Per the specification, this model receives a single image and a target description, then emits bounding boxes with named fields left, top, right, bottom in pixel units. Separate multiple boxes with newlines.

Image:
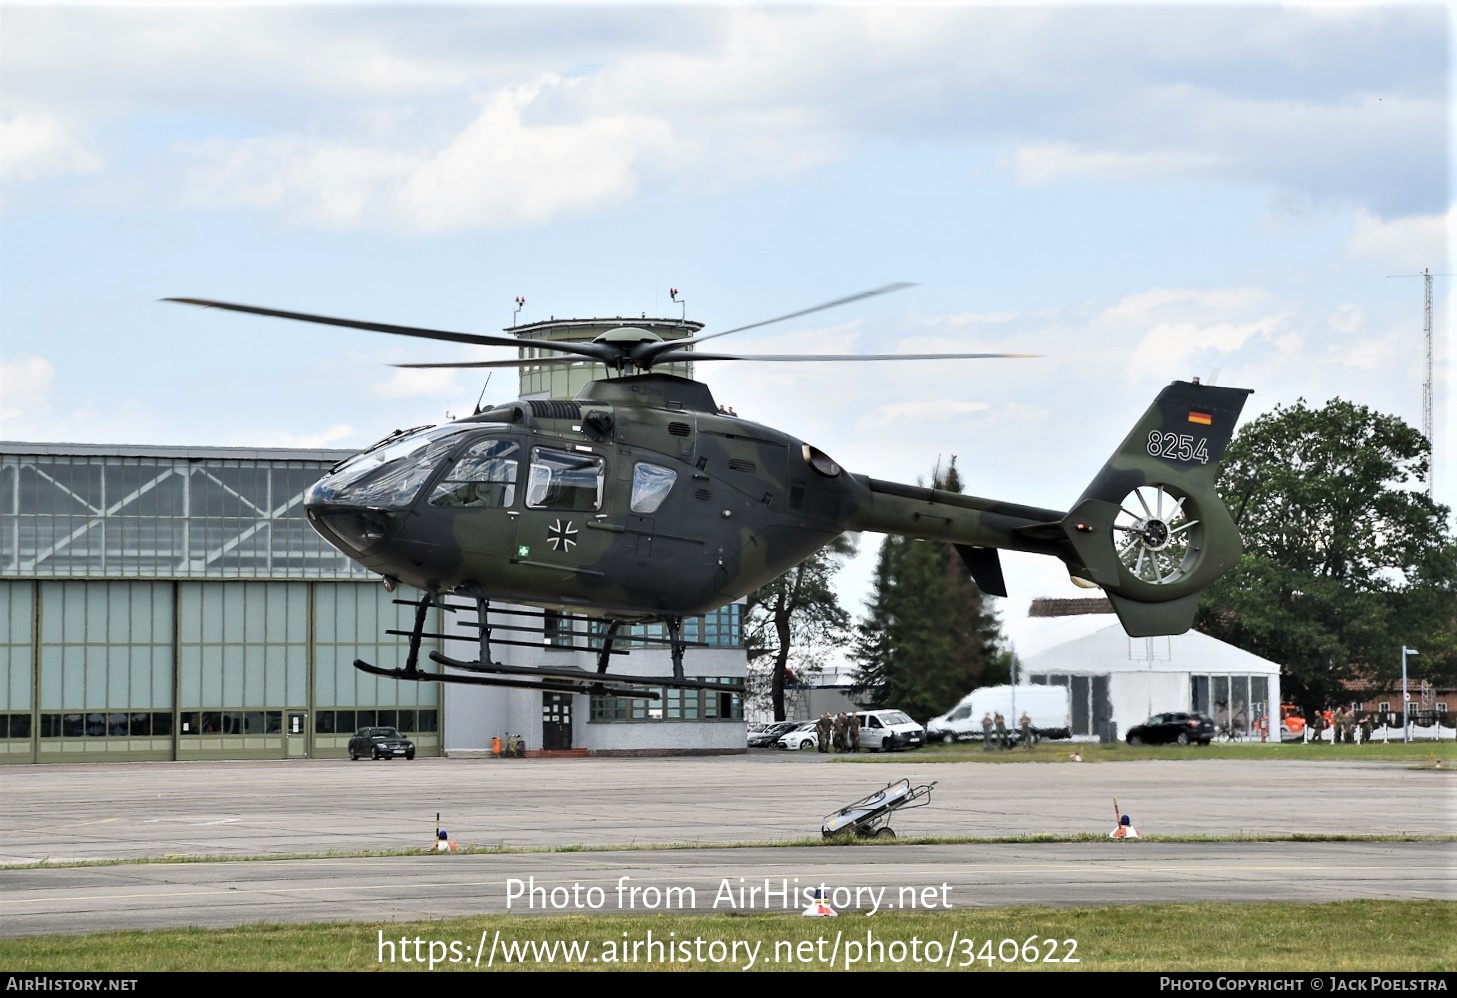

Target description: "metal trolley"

left=822, top=778, right=937, bottom=839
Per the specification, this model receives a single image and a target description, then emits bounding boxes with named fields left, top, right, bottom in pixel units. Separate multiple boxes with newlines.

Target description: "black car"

left=1126, top=712, right=1215, bottom=747
left=748, top=720, right=801, bottom=748
left=348, top=726, right=416, bottom=760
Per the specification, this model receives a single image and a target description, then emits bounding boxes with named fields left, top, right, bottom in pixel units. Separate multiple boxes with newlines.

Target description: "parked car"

left=855, top=709, right=925, bottom=752
left=349, top=726, right=416, bottom=760
left=776, top=721, right=820, bottom=751
left=748, top=720, right=801, bottom=748
left=1125, top=712, right=1214, bottom=747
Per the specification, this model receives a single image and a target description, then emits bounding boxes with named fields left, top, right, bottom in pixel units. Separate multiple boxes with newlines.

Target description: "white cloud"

left=179, top=75, right=690, bottom=231
left=1345, top=208, right=1454, bottom=272
left=1127, top=315, right=1289, bottom=383
left=370, top=366, right=464, bottom=401
left=0, top=356, right=56, bottom=421
left=396, top=77, right=689, bottom=231
left=179, top=135, right=416, bottom=227
left=1325, top=328, right=1411, bottom=373
left=1328, top=304, right=1363, bottom=335
left=1014, top=143, right=1224, bottom=186
left=1084, top=288, right=1291, bottom=384
left=0, top=112, right=102, bottom=182
left=918, top=310, right=1023, bottom=328
left=13, top=6, right=1444, bottom=228
left=235, top=422, right=357, bottom=450
left=861, top=399, right=990, bottom=424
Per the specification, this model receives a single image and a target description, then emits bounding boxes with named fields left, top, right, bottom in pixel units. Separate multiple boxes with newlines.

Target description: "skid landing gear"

left=351, top=593, right=744, bottom=700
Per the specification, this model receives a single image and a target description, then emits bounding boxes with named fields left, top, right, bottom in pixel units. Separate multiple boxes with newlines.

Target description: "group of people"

left=1309, top=706, right=1370, bottom=744
left=980, top=710, right=1035, bottom=750
left=815, top=711, right=860, bottom=753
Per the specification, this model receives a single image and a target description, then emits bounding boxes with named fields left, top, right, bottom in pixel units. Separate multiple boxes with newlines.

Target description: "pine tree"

left=851, top=457, right=1009, bottom=721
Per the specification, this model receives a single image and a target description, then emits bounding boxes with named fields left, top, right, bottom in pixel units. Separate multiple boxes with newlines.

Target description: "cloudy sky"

left=1, top=1, right=1450, bottom=652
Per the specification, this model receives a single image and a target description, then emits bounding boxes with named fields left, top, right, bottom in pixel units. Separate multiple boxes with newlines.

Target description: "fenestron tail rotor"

left=1112, top=484, right=1201, bottom=586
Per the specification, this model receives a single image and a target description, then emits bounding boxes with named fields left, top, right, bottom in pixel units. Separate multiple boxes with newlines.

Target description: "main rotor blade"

left=636, top=282, right=915, bottom=365
left=649, top=350, right=1040, bottom=365
left=393, top=356, right=593, bottom=370
left=163, top=297, right=613, bottom=363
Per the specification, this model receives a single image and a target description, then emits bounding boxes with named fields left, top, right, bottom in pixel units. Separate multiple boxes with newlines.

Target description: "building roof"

left=1012, top=605, right=1283, bottom=675
left=1, top=440, right=358, bottom=462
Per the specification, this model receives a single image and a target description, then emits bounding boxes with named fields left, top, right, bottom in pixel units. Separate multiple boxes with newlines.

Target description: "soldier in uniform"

left=1019, top=711, right=1034, bottom=749
left=832, top=712, right=847, bottom=753
left=994, top=711, right=1008, bottom=750
left=848, top=712, right=861, bottom=753
left=982, top=711, right=995, bottom=752
left=815, top=712, right=831, bottom=753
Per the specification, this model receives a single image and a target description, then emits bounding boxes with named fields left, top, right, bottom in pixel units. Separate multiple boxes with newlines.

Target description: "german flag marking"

left=1188, top=410, right=1213, bottom=425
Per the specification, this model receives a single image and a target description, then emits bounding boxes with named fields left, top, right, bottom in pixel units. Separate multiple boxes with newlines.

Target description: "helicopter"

left=166, top=287, right=1252, bottom=701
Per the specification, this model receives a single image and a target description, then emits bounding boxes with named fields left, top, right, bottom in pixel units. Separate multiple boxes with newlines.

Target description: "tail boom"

left=843, top=380, right=1252, bottom=636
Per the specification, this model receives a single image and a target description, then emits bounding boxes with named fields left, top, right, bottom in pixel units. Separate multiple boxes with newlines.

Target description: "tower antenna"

left=1387, top=268, right=1450, bottom=498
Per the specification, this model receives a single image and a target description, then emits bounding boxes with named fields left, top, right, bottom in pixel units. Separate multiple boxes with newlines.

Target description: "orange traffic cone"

left=802, top=887, right=838, bottom=917
left=1109, top=813, right=1140, bottom=839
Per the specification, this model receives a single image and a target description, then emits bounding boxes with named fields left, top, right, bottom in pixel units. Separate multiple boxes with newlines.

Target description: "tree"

left=851, top=458, right=1009, bottom=721
left=743, top=535, right=856, bottom=721
left=1195, top=399, right=1456, bottom=716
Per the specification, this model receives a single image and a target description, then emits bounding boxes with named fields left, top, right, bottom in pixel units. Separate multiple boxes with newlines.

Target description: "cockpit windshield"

left=312, top=424, right=474, bottom=507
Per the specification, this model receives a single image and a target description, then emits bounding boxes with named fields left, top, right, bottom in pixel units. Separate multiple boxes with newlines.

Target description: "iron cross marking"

left=547, top=519, right=578, bottom=552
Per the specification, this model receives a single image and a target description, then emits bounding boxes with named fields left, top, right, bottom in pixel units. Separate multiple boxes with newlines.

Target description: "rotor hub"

left=1135, top=517, right=1172, bottom=551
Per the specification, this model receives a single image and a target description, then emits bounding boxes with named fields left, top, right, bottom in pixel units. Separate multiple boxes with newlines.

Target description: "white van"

left=853, top=709, right=925, bottom=752
left=925, top=685, right=1071, bottom=745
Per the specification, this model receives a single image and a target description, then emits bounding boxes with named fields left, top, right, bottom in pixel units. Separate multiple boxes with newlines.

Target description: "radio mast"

left=1389, top=268, right=1445, bottom=498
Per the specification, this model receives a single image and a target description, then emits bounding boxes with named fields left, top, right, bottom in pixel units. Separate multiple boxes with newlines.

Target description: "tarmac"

left=2, top=753, right=1453, bottom=936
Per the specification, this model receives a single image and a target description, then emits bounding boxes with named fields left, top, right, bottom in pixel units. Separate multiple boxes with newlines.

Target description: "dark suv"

left=1125, top=712, right=1214, bottom=747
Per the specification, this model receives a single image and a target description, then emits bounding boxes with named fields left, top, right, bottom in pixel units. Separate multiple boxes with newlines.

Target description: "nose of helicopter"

left=306, top=503, right=395, bottom=558
left=304, top=479, right=397, bottom=559
left=299, top=423, right=467, bottom=561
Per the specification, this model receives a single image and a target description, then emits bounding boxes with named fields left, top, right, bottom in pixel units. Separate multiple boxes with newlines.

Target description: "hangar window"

left=589, top=678, right=742, bottom=723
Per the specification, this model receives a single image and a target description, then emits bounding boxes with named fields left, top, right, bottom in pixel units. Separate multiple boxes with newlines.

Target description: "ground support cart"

left=822, top=778, right=936, bottom=839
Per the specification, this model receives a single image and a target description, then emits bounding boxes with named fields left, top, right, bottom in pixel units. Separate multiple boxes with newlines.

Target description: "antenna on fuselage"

left=473, top=372, right=493, bottom=416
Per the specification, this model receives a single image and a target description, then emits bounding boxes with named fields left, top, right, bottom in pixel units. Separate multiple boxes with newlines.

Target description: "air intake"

left=529, top=400, right=584, bottom=420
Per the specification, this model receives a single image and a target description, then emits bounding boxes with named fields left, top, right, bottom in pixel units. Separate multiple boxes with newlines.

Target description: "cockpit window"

left=526, top=448, right=604, bottom=511
left=630, top=462, right=675, bottom=513
left=430, top=438, right=519, bottom=508
left=321, top=425, right=471, bottom=507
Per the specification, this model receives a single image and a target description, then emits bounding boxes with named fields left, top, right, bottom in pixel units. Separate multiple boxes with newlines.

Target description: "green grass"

left=3, top=901, right=1452, bottom=971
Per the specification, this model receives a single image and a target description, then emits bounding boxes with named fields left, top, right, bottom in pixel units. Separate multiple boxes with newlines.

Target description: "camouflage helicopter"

left=167, top=287, right=1252, bottom=700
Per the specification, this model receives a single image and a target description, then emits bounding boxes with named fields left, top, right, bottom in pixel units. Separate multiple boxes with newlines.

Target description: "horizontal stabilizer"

left=954, top=544, right=1007, bottom=597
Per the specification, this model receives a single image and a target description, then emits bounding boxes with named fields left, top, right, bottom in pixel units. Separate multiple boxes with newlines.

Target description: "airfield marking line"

left=0, top=880, right=509, bottom=906
left=12, top=817, right=121, bottom=833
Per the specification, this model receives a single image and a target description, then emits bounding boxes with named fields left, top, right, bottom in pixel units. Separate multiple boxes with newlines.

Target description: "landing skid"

left=350, top=593, right=746, bottom=700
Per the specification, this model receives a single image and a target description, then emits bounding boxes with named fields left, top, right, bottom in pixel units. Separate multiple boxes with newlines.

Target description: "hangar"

left=0, top=441, right=444, bottom=764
